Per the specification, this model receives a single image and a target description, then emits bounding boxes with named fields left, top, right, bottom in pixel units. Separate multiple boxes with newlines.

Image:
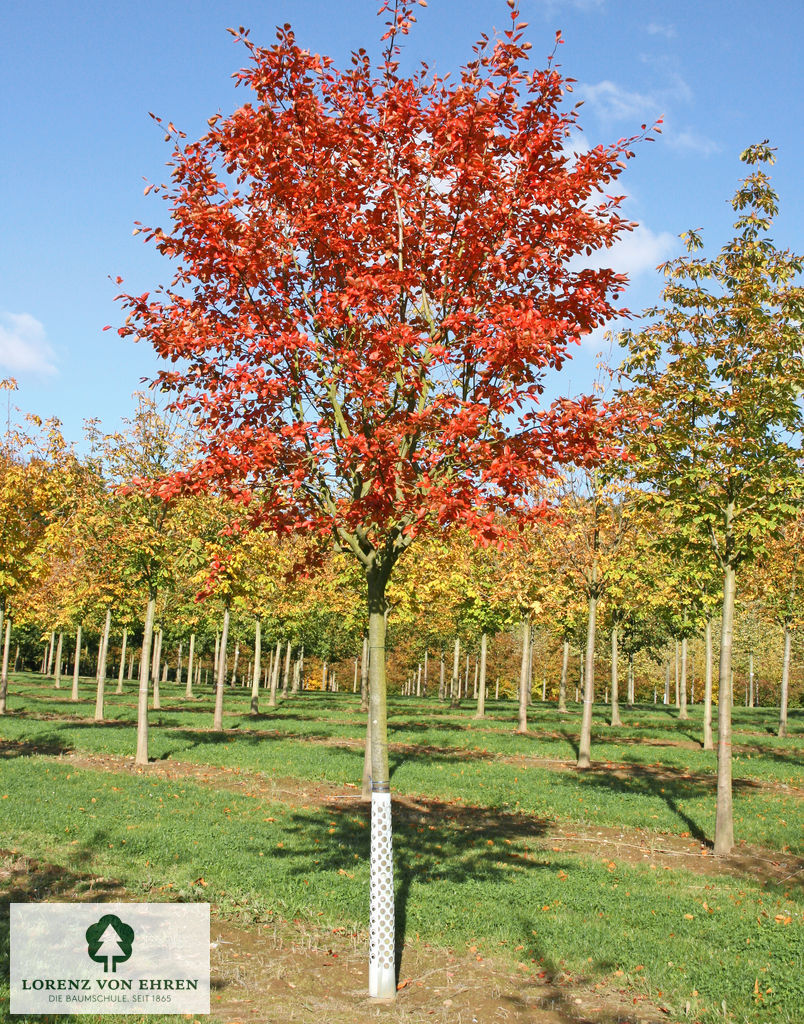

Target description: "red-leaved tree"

left=118, top=0, right=651, bottom=998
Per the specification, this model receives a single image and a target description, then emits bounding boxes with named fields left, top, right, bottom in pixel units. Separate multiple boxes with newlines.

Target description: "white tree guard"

left=369, top=790, right=396, bottom=998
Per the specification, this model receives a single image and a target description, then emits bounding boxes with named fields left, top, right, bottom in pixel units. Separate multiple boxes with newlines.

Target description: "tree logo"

left=85, top=915, right=134, bottom=973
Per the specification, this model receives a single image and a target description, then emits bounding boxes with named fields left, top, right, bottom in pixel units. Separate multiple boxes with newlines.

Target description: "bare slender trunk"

left=45, top=630, right=55, bottom=675
left=361, top=710, right=372, bottom=801
left=439, top=650, right=445, bottom=700
left=366, top=568, right=395, bottom=1000
left=151, top=628, right=162, bottom=710
left=94, top=608, right=112, bottom=721
left=176, top=641, right=183, bottom=688
left=778, top=619, right=791, bottom=738
left=610, top=621, right=622, bottom=727
left=250, top=619, right=262, bottom=714
left=292, top=646, right=302, bottom=694
left=577, top=585, right=598, bottom=769
left=185, top=633, right=195, bottom=698
left=135, top=595, right=156, bottom=765
left=281, top=641, right=291, bottom=697
left=475, top=632, right=487, bottom=719
left=213, top=607, right=230, bottom=731
left=748, top=650, right=754, bottom=708
left=269, top=640, right=281, bottom=707
left=450, top=637, right=460, bottom=704
left=0, top=619, right=11, bottom=714
left=423, top=650, right=428, bottom=694
left=679, top=635, right=689, bottom=720
left=230, top=641, right=240, bottom=686
left=516, top=615, right=530, bottom=734
left=54, top=631, right=64, bottom=689
left=558, top=639, right=569, bottom=713
left=360, top=634, right=369, bottom=711
left=116, top=627, right=127, bottom=694
left=703, top=618, right=714, bottom=750
left=71, top=625, right=82, bottom=702
left=714, top=558, right=737, bottom=857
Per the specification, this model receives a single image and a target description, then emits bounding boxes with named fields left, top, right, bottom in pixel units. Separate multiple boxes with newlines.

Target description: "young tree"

left=620, top=143, right=804, bottom=856
left=118, top=2, right=651, bottom=997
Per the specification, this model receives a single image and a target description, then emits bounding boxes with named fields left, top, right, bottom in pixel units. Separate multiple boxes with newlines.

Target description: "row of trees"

left=2, top=3, right=802, bottom=998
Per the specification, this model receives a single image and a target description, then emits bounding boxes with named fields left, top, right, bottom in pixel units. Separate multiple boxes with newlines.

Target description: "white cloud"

left=0, top=313, right=58, bottom=376
left=603, top=223, right=677, bottom=277
left=571, top=223, right=677, bottom=283
left=646, top=21, right=676, bottom=39
left=576, top=80, right=659, bottom=122
left=665, top=128, right=720, bottom=157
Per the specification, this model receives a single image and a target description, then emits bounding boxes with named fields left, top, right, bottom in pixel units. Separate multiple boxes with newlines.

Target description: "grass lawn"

left=1, top=673, right=802, bottom=1024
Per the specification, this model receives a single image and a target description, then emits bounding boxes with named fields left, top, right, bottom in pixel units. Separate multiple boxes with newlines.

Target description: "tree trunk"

left=366, top=568, right=395, bottom=1000
left=251, top=619, right=262, bottom=714
left=185, top=633, right=195, bottom=698
left=714, top=560, right=737, bottom=857
left=679, top=635, right=689, bottom=720
left=558, top=639, right=569, bottom=712
left=213, top=607, right=230, bottom=731
left=703, top=618, right=714, bottom=749
left=778, top=619, right=791, bottom=738
left=423, top=650, right=428, bottom=695
left=475, top=632, right=487, bottom=719
left=627, top=654, right=634, bottom=705
left=748, top=650, right=754, bottom=708
left=439, top=650, right=445, bottom=700
left=281, top=641, right=292, bottom=697
left=663, top=660, right=670, bottom=704
left=361, top=710, right=372, bottom=802
left=45, top=630, right=55, bottom=675
left=450, top=637, right=460, bottom=704
left=230, top=641, right=240, bottom=686
left=610, top=621, right=622, bottom=727
left=135, top=595, right=156, bottom=765
left=0, top=619, right=11, bottom=714
left=292, top=646, right=303, bottom=694
left=176, top=641, right=183, bottom=688
left=674, top=640, right=680, bottom=707
left=71, top=625, right=82, bottom=702
left=116, top=627, right=127, bottom=694
left=269, top=640, right=281, bottom=707
left=94, top=608, right=112, bottom=722
left=516, top=615, right=530, bottom=734
left=54, top=631, right=64, bottom=689
left=151, top=628, right=162, bottom=710
left=577, top=586, right=598, bottom=769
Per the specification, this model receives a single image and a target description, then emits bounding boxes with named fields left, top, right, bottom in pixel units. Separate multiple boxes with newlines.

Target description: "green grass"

left=2, top=675, right=801, bottom=853
left=2, top=674, right=803, bottom=1024
left=1, top=757, right=801, bottom=1024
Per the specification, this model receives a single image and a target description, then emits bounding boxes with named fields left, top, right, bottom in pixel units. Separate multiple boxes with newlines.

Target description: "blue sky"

left=1, top=0, right=802, bottom=446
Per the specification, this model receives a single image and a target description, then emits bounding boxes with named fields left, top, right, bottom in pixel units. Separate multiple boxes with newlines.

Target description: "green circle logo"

left=85, top=915, right=135, bottom=973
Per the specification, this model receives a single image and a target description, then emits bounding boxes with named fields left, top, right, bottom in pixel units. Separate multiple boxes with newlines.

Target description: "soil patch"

left=49, top=750, right=804, bottom=888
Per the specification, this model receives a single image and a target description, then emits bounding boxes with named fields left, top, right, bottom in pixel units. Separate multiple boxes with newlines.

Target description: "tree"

left=620, top=143, right=804, bottom=855
left=118, top=2, right=651, bottom=997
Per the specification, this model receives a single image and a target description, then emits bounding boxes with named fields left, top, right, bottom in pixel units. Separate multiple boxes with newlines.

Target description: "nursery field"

left=1, top=673, right=802, bottom=1024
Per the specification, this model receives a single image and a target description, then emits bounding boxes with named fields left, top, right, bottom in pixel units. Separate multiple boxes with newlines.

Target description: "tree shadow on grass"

left=0, top=734, right=73, bottom=759
left=266, top=791, right=557, bottom=985
left=567, top=761, right=765, bottom=848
